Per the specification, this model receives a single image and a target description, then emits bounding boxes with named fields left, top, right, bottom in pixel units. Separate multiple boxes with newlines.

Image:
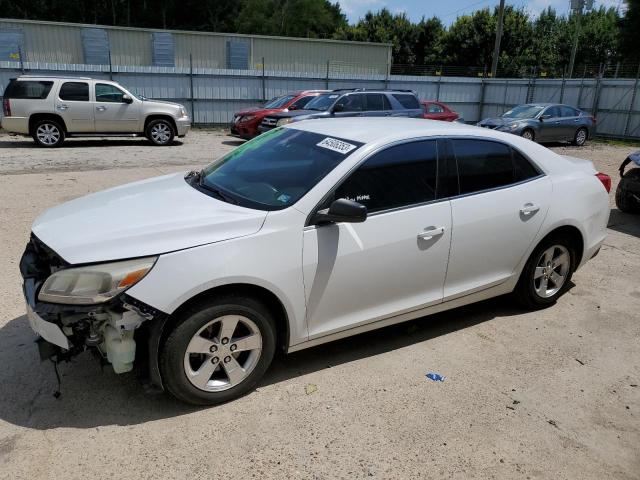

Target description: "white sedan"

left=20, top=118, right=610, bottom=405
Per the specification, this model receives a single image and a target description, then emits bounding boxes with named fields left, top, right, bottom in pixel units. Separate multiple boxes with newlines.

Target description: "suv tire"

left=146, top=119, right=175, bottom=146
left=615, top=168, right=640, bottom=214
left=160, top=295, right=277, bottom=405
left=513, top=234, right=576, bottom=309
left=32, top=119, right=65, bottom=148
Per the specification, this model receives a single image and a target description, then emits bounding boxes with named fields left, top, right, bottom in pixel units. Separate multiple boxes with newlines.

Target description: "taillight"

left=591, top=116, right=597, bottom=124
left=595, top=172, right=611, bottom=193
left=2, top=98, right=10, bottom=116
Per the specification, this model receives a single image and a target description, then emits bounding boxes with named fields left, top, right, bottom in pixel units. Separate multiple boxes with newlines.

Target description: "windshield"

left=304, top=93, right=341, bottom=111
left=502, top=105, right=544, bottom=119
left=264, top=95, right=295, bottom=109
left=197, top=128, right=363, bottom=210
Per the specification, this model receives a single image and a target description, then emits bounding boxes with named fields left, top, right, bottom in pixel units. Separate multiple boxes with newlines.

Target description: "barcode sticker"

left=316, top=137, right=357, bottom=154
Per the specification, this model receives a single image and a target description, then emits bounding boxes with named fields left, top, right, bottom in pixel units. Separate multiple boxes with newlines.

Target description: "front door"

left=538, top=105, right=564, bottom=141
left=94, top=83, right=140, bottom=132
left=444, top=138, right=552, bottom=298
left=302, top=139, right=452, bottom=339
left=56, top=81, right=94, bottom=132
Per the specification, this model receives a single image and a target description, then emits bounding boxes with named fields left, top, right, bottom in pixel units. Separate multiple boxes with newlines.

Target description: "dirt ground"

left=0, top=129, right=638, bottom=480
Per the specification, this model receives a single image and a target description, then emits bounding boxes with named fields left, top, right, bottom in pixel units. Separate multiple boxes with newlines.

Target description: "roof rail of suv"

left=330, top=88, right=416, bottom=93
left=18, top=75, right=94, bottom=80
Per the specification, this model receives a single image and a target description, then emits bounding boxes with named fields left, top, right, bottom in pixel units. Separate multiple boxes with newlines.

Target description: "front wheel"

left=521, top=129, right=535, bottom=142
left=146, top=119, right=175, bottom=146
left=572, top=127, right=588, bottom=146
left=514, top=236, right=576, bottom=309
left=32, top=119, right=65, bottom=147
left=160, top=295, right=276, bottom=405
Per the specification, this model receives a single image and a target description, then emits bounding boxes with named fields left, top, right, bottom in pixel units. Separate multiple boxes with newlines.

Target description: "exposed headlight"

left=38, top=257, right=157, bottom=305
left=508, top=123, right=521, bottom=130
left=276, top=118, right=293, bottom=127
left=180, top=107, right=188, bottom=118
left=241, top=115, right=256, bottom=123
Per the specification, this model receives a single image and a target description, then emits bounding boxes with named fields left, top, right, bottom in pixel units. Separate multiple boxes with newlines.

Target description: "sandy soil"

left=0, top=130, right=638, bottom=479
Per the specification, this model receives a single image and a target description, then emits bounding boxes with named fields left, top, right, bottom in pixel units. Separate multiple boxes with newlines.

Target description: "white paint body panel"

left=30, top=118, right=610, bottom=351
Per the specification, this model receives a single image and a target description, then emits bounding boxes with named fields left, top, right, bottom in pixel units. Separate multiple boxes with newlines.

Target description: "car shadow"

left=222, top=139, right=245, bottom=147
left=608, top=208, right=640, bottom=239
left=0, top=138, right=184, bottom=148
left=0, top=296, right=524, bottom=430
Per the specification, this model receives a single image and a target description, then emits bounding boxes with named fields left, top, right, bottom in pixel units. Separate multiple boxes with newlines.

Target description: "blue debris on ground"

left=426, top=373, right=446, bottom=382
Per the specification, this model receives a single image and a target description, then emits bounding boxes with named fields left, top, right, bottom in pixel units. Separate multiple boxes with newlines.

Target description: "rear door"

left=94, top=83, right=140, bottom=132
left=444, top=138, right=551, bottom=298
left=57, top=81, right=94, bottom=132
left=391, top=93, right=423, bottom=118
left=363, top=93, right=386, bottom=117
left=558, top=106, right=581, bottom=141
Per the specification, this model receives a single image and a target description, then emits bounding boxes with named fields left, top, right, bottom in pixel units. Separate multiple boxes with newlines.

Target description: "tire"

left=160, top=294, right=277, bottom=405
left=145, top=119, right=175, bottom=146
left=513, top=234, right=576, bottom=309
left=615, top=169, right=640, bottom=214
left=572, top=127, right=588, bottom=146
left=32, top=119, right=65, bottom=148
left=521, top=129, right=535, bottom=142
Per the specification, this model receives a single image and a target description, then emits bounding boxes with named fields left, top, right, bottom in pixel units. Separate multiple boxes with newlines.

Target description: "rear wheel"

left=32, top=119, right=65, bottom=148
left=160, top=295, right=276, bottom=405
left=146, top=119, right=175, bottom=146
left=521, top=129, right=535, bottom=142
left=514, top=235, right=576, bottom=309
left=615, top=169, right=640, bottom=214
left=572, top=127, right=588, bottom=146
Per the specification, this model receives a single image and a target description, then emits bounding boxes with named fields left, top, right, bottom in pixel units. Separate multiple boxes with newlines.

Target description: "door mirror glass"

left=122, top=94, right=133, bottom=104
left=332, top=102, right=345, bottom=113
left=540, top=114, right=552, bottom=121
left=312, top=198, right=367, bottom=225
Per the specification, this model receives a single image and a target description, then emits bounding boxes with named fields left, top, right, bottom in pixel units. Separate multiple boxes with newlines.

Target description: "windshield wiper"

left=197, top=174, right=238, bottom=205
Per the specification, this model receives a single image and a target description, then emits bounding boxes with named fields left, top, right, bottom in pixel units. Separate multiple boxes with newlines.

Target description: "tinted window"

left=4, top=80, right=53, bottom=99
left=95, top=83, right=125, bottom=103
left=341, top=94, right=364, bottom=112
left=335, top=140, right=438, bottom=213
left=383, top=95, right=392, bottom=110
left=392, top=93, right=420, bottom=109
left=290, top=96, right=313, bottom=109
left=513, top=150, right=540, bottom=181
left=199, top=129, right=362, bottom=211
left=427, top=103, right=444, bottom=113
left=59, top=82, right=89, bottom=101
left=453, top=139, right=514, bottom=194
left=263, top=95, right=295, bottom=109
left=364, top=93, right=384, bottom=111
left=560, top=106, right=578, bottom=117
left=544, top=106, right=561, bottom=118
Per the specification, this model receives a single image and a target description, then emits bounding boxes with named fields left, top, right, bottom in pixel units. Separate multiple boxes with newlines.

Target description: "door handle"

left=96, top=106, right=107, bottom=111
left=520, top=203, right=540, bottom=215
left=56, top=104, right=68, bottom=111
left=417, top=226, right=445, bottom=240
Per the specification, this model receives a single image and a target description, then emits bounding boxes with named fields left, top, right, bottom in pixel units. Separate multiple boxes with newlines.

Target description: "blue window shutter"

left=226, top=40, right=249, bottom=69
left=0, top=29, right=24, bottom=61
left=82, top=28, right=110, bottom=65
left=152, top=32, right=175, bottom=67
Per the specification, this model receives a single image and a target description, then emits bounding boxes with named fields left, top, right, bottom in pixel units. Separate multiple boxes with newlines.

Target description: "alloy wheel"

left=183, top=315, right=263, bottom=392
left=36, top=123, right=61, bottom=145
left=522, top=130, right=534, bottom=141
left=533, top=245, right=570, bottom=298
left=575, top=129, right=587, bottom=146
left=150, top=123, right=171, bottom=144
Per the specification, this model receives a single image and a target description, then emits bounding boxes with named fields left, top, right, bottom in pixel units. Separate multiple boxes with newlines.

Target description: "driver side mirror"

left=540, top=114, right=551, bottom=121
left=312, top=198, right=367, bottom=225
left=332, top=103, right=345, bottom=113
left=122, top=94, right=133, bottom=104
left=288, top=104, right=297, bottom=111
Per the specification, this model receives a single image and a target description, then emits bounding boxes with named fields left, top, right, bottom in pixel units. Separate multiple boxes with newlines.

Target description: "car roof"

left=17, top=75, right=94, bottom=80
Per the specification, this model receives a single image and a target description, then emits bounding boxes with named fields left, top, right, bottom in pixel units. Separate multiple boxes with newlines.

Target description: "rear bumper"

left=1, top=116, right=29, bottom=134
left=176, top=117, right=190, bottom=137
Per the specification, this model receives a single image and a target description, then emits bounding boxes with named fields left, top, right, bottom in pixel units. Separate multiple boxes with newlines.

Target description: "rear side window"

left=392, top=93, right=420, bottom=109
left=3, top=80, right=53, bottom=99
left=452, top=139, right=540, bottom=195
left=364, top=93, right=385, bottom=111
left=427, top=103, right=444, bottom=113
left=59, top=82, right=89, bottom=101
left=334, top=140, right=438, bottom=213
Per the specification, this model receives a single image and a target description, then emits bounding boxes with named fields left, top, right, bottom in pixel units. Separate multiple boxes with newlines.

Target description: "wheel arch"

left=144, top=114, right=177, bottom=134
left=533, top=224, right=585, bottom=268
left=29, top=113, right=68, bottom=134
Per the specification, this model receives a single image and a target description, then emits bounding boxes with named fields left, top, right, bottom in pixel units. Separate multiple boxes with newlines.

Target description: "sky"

left=334, top=0, right=626, bottom=25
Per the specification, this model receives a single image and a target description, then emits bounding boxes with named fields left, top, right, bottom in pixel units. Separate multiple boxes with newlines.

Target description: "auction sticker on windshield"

left=317, top=137, right=357, bottom=154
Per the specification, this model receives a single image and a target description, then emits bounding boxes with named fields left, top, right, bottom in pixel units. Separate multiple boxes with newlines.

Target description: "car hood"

left=267, top=109, right=327, bottom=119
left=479, top=117, right=523, bottom=127
left=235, top=107, right=285, bottom=117
left=32, top=173, right=267, bottom=265
left=142, top=99, right=183, bottom=108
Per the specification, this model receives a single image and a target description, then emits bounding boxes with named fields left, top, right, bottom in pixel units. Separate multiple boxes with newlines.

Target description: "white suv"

left=2, top=76, right=190, bottom=147
left=19, top=118, right=610, bottom=405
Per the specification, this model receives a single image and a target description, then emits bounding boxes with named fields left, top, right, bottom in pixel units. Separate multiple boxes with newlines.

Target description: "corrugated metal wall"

left=1, top=62, right=638, bottom=138
left=0, top=19, right=391, bottom=74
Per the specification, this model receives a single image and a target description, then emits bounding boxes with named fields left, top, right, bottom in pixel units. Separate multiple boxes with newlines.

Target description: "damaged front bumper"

left=19, top=235, right=168, bottom=387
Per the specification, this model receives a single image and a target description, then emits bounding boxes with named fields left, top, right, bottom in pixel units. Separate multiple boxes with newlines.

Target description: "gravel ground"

left=0, top=130, right=639, bottom=479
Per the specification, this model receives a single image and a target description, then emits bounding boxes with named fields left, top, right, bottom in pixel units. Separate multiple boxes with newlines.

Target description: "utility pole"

left=491, top=0, right=505, bottom=78
left=568, top=0, right=593, bottom=78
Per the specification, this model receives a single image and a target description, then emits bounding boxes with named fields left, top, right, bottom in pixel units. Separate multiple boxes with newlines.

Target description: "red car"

left=231, top=90, right=328, bottom=139
left=421, top=100, right=462, bottom=122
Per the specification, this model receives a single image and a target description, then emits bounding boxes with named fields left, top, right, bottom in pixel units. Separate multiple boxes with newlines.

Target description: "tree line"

left=1, top=0, right=638, bottom=76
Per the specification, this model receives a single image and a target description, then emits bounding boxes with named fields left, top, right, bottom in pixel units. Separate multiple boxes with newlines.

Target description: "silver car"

left=1, top=75, right=190, bottom=147
left=477, top=103, right=595, bottom=146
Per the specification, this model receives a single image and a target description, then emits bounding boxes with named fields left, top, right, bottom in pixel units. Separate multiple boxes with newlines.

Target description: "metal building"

left=0, top=18, right=391, bottom=75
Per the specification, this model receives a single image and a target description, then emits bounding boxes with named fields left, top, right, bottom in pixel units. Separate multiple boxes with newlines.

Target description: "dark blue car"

left=258, top=89, right=423, bottom=134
